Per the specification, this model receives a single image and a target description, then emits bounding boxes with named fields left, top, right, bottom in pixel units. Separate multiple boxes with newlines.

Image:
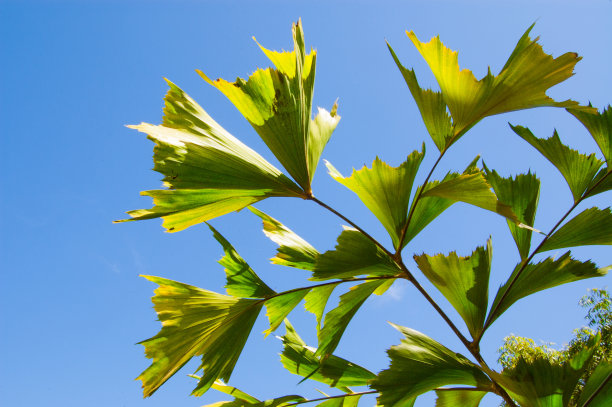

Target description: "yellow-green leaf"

left=568, top=105, right=612, bottom=164
left=414, top=239, right=492, bottom=339
left=576, top=361, right=612, bottom=407
left=434, top=389, right=487, bottom=407
left=539, top=207, right=612, bottom=253
left=511, top=125, right=604, bottom=202
left=137, top=276, right=263, bottom=397
left=264, top=289, right=309, bottom=336
left=304, top=284, right=339, bottom=330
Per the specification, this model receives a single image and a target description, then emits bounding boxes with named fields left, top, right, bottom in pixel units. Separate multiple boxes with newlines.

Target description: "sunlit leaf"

left=208, top=224, right=275, bottom=298
left=490, top=334, right=600, bottom=407
left=199, top=20, right=338, bottom=193
left=568, top=105, right=612, bottom=164
left=510, top=125, right=603, bottom=202
left=210, top=381, right=260, bottom=404
left=316, top=280, right=389, bottom=358
left=387, top=42, right=452, bottom=151
left=586, top=167, right=612, bottom=197
left=280, top=320, right=376, bottom=390
left=326, top=147, right=425, bottom=249
left=576, top=361, right=612, bottom=407
left=371, top=324, right=492, bottom=405
left=265, top=289, right=310, bottom=336
left=414, top=239, right=492, bottom=339
left=305, top=284, right=339, bottom=330
left=202, top=394, right=307, bottom=407
left=248, top=206, right=319, bottom=270
left=421, top=171, right=518, bottom=222
left=315, top=395, right=362, bottom=407
left=137, top=276, right=263, bottom=397
left=487, top=254, right=608, bottom=327
left=408, top=24, right=581, bottom=143
left=539, top=207, right=612, bottom=252
left=434, top=389, right=487, bottom=407
left=312, top=227, right=400, bottom=281
left=484, top=165, right=540, bottom=259
left=118, top=81, right=304, bottom=232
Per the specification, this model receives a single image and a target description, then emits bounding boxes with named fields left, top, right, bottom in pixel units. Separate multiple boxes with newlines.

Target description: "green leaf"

left=280, top=321, right=376, bottom=390
left=414, top=239, right=492, bottom=339
left=490, top=334, right=601, bottom=407
left=401, top=156, right=481, bottom=247
left=371, top=324, right=492, bottom=405
left=199, top=20, right=337, bottom=193
left=312, top=227, right=400, bottom=281
left=211, top=381, right=261, bottom=404
left=248, top=206, right=319, bottom=270
left=483, top=165, right=541, bottom=259
left=265, top=289, right=310, bottom=336
left=487, top=254, right=608, bottom=327
left=118, top=81, right=304, bottom=232
left=407, top=24, right=580, bottom=142
left=510, top=125, right=604, bottom=202
left=137, top=276, right=263, bottom=397
left=202, top=394, right=307, bottom=407
left=568, top=105, right=612, bottom=164
left=586, top=167, right=612, bottom=197
left=434, top=389, right=487, bottom=407
left=421, top=171, right=519, bottom=222
left=387, top=42, right=452, bottom=152
left=577, top=361, right=612, bottom=407
left=316, top=280, right=389, bottom=358
left=326, top=147, right=426, bottom=249
left=315, top=395, right=362, bottom=407
left=208, top=224, right=275, bottom=298
left=304, top=284, right=339, bottom=330
left=539, top=207, right=612, bottom=252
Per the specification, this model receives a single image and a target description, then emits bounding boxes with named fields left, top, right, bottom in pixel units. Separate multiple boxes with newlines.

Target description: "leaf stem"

left=286, top=390, right=378, bottom=406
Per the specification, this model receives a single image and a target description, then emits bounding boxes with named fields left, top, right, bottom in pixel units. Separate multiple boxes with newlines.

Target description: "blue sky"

left=1, top=1, right=610, bottom=406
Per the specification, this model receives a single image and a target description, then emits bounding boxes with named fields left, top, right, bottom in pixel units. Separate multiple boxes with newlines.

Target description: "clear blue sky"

left=0, top=1, right=610, bottom=406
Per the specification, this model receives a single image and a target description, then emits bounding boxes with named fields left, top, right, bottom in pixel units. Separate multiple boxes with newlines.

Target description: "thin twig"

left=286, top=390, right=378, bottom=406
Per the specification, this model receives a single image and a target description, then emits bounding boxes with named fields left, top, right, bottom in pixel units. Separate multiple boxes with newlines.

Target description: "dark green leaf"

left=326, top=147, right=425, bottom=249
left=487, top=254, right=608, bottom=327
left=312, top=228, right=400, bottom=281
left=414, top=239, right=492, bottom=339
left=434, top=389, right=487, bottom=407
left=577, top=361, right=612, bottom=407
left=316, top=280, right=389, bottom=358
left=248, top=206, right=319, bottom=270
left=371, top=324, right=492, bottom=405
left=208, top=224, right=275, bottom=298
left=484, top=165, right=541, bottom=259
left=137, top=276, right=263, bottom=397
left=510, top=125, right=603, bottom=202
left=539, top=207, right=612, bottom=252
left=585, top=167, right=612, bottom=197
left=568, top=105, right=612, bottom=164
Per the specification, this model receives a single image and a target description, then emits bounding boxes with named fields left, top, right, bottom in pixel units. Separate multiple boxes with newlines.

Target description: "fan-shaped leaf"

left=118, top=81, right=303, bottom=232
left=387, top=43, right=452, bottom=152
left=484, top=165, right=540, bottom=259
left=280, top=321, right=376, bottom=390
left=199, top=20, right=337, bottom=193
left=312, top=227, right=400, bottom=281
left=586, top=167, right=612, bottom=197
left=371, top=325, right=492, bottom=406
left=305, top=284, right=339, bottom=330
left=539, top=207, right=612, bottom=253
left=408, top=24, right=580, bottom=143
left=510, top=125, right=603, bottom=202
left=568, top=105, right=612, bottom=164
left=248, top=206, right=319, bottom=270
left=326, top=147, right=425, bottom=249
left=208, top=224, right=275, bottom=298
left=137, top=276, right=263, bottom=397
left=487, top=254, right=608, bottom=327
left=265, top=289, right=310, bottom=336
left=434, top=389, right=487, bottom=407
left=414, top=239, right=492, bottom=339
left=576, top=361, right=612, bottom=407
left=316, top=280, right=389, bottom=358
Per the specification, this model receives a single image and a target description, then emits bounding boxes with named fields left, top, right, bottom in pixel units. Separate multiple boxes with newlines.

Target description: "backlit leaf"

left=265, top=289, right=310, bottom=336
left=280, top=321, right=376, bottom=390
left=202, top=394, right=307, bottom=407
left=585, top=167, right=612, bottom=197
left=371, top=324, right=492, bottom=405
left=408, top=24, right=580, bottom=143
left=315, top=395, right=362, bottom=407
left=326, top=147, right=425, bottom=249
left=511, top=125, right=603, bottom=202
left=568, top=105, right=612, bottom=164
left=118, top=81, right=303, bottom=232
left=137, top=276, right=263, bottom=397
left=304, top=284, right=339, bottom=330
left=316, top=280, right=389, bottom=358
left=576, top=361, right=612, bottom=407
left=434, top=389, right=487, bottom=407
left=199, top=20, right=337, bottom=193
left=484, top=165, right=540, bottom=259
left=539, top=207, right=612, bottom=253
left=487, top=254, right=608, bottom=327
left=248, top=206, right=319, bottom=270
left=312, top=227, right=400, bottom=281
left=211, top=381, right=260, bottom=404
left=208, top=224, right=275, bottom=298
left=414, top=239, right=492, bottom=339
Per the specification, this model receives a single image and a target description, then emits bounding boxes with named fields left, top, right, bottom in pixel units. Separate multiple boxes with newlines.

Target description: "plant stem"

left=286, top=391, right=378, bottom=406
